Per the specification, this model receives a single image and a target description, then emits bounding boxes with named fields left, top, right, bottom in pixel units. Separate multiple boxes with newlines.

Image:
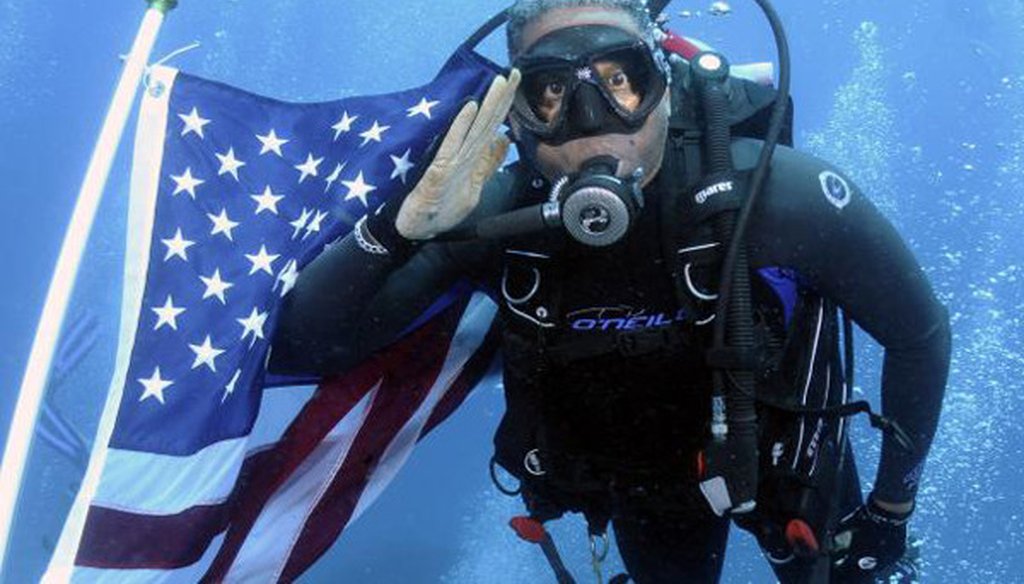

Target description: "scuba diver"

left=268, top=0, right=951, bottom=581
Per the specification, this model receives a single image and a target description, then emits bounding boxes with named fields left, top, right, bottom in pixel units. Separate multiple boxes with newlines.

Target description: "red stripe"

left=421, top=318, right=501, bottom=437
left=204, top=299, right=469, bottom=582
left=200, top=366, right=385, bottom=581
left=277, top=304, right=467, bottom=581
left=76, top=504, right=230, bottom=570
left=75, top=445, right=275, bottom=569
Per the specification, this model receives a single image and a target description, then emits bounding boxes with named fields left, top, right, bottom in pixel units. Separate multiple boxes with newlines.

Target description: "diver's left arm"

left=740, top=141, right=952, bottom=509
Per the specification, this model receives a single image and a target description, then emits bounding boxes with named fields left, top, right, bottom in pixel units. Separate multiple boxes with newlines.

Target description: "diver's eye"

left=608, top=71, right=629, bottom=88
left=532, top=80, right=566, bottom=124
left=545, top=82, right=565, bottom=98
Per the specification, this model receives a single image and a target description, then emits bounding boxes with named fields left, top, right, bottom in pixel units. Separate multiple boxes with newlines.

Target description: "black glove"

left=831, top=495, right=912, bottom=582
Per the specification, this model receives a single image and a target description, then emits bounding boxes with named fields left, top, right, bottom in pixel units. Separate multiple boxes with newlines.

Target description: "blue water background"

left=0, top=0, right=1021, bottom=581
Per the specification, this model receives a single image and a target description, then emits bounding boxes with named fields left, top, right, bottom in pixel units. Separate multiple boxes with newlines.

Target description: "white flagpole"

left=0, top=0, right=178, bottom=575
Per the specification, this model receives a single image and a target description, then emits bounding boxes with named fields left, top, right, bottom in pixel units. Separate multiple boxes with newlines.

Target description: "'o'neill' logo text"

left=695, top=181, right=734, bottom=204
left=569, top=306, right=690, bottom=331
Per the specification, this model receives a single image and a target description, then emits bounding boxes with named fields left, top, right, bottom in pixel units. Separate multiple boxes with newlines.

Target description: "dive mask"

left=510, top=25, right=670, bottom=146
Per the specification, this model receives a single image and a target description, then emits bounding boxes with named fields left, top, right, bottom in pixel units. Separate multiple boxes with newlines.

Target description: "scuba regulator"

left=462, top=155, right=645, bottom=247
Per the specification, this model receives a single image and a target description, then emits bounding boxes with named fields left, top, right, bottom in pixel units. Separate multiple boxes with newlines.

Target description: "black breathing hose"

left=713, top=0, right=792, bottom=340
left=685, top=0, right=790, bottom=518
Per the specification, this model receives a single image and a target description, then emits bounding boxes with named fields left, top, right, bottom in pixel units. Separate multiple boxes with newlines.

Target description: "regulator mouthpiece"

left=552, top=156, right=644, bottom=247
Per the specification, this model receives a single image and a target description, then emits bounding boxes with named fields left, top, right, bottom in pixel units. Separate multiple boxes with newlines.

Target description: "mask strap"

left=463, top=8, right=510, bottom=52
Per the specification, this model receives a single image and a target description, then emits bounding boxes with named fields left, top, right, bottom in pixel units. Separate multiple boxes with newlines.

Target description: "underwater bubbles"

left=677, top=1, right=732, bottom=20
left=0, top=0, right=34, bottom=116
left=709, top=2, right=733, bottom=17
left=805, top=21, right=899, bottom=218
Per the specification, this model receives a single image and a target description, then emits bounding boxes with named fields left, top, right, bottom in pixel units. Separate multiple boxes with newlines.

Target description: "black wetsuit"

left=269, top=139, right=951, bottom=582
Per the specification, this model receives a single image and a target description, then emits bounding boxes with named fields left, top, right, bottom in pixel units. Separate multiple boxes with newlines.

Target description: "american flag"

left=44, top=46, right=503, bottom=582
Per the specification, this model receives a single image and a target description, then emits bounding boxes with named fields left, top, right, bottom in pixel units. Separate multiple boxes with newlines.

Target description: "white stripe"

left=52, top=383, right=326, bottom=581
left=791, top=300, right=824, bottom=472
left=76, top=385, right=315, bottom=516
left=223, top=385, right=380, bottom=583
left=348, top=294, right=497, bottom=524
left=230, top=294, right=496, bottom=582
left=87, top=381, right=311, bottom=516
left=808, top=364, right=831, bottom=477
left=94, top=440, right=245, bottom=514
left=44, top=64, right=179, bottom=583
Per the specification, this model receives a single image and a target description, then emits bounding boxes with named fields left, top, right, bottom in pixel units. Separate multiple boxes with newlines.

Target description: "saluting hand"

left=395, top=69, right=521, bottom=241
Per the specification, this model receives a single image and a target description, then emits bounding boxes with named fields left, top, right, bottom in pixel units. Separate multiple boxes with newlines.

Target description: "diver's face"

left=514, top=7, right=671, bottom=186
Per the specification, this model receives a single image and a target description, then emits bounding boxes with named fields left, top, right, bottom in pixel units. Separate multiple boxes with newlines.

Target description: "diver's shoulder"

left=733, top=139, right=859, bottom=199
left=730, top=138, right=867, bottom=232
left=731, top=138, right=847, bottom=175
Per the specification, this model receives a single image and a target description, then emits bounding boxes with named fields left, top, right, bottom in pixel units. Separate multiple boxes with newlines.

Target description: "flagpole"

left=0, top=0, right=177, bottom=576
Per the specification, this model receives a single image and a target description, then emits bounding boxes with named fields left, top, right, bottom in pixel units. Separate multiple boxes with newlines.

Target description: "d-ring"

left=502, top=267, right=541, bottom=305
left=489, top=457, right=521, bottom=496
left=684, top=263, right=719, bottom=301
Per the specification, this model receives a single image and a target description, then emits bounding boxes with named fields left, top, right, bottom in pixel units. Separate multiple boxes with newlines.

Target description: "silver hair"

left=506, top=0, right=658, bottom=61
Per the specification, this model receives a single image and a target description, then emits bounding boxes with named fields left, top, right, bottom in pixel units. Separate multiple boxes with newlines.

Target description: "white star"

left=222, top=369, right=242, bottom=403
left=138, top=367, right=173, bottom=405
left=251, top=186, right=285, bottom=215
left=256, top=129, right=289, bottom=156
left=245, top=245, right=280, bottom=276
left=152, top=295, right=186, bottom=331
left=304, top=210, right=329, bottom=240
left=237, top=306, right=269, bottom=346
left=276, top=259, right=300, bottom=297
left=390, top=149, right=416, bottom=184
left=215, top=147, right=246, bottom=181
left=331, top=111, right=359, bottom=141
left=161, top=228, right=195, bottom=262
left=170, top=167, right=205, bottom=199
left=208, top=208, right=240, bottom=241
left=407, top=97, right=440, bottom=119
left=295, top=153, right=324, bottom=184
left=189, top=335, right=225, bottom=372
left=324, top=162, right=347, bottom=194
left=179, top=107, right=211, bottom=138
left=199, top=269, right=234, bottom=304
left=342, top=172, right=377, bottom=207
left=359, top=121, right=390, bottom=147
left=290, top=208, right=312, bottom=240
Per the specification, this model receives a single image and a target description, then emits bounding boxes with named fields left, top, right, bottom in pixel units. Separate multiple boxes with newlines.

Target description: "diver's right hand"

left=394, top=69, right=520, bottom=240
left=831, top=496, right=911, bottom=582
